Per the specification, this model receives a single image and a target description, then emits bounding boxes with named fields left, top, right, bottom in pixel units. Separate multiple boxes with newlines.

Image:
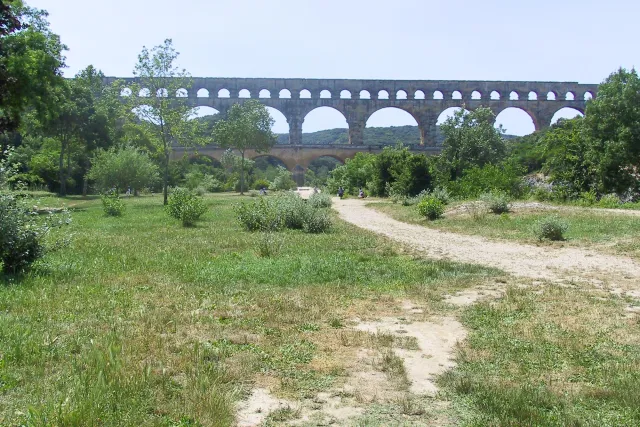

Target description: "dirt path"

left=334, top=198, right=640, bottom=284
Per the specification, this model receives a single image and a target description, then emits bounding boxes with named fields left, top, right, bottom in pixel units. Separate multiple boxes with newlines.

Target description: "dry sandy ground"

left=333, top=198, right=640, bottom=286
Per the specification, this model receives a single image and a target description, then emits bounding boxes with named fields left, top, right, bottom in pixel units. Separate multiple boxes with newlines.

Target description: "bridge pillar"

left=416, top=111, right=439, bottom=146
left=288, top=114, right=303, bottom=145
left=348, top=121, right=365, bottom=145
left=532, top=109, right=555, bottom=131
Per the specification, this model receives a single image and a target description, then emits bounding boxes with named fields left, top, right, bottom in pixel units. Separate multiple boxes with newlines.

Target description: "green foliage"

left=101, top=192, right=125, bottom=217
left=212, top=100, right=276, bottom=194
left=308, top=192, right=332, bottom=208
left=598, top=193, right=621, bottom=208
left=439, top=107, right=507, bottom=180
left=430, top=187, right=451, bottom=205
left=481, top=190, right=511, bottom=214
left=88, top=146, right=159, bottom=193
left=234, top=197, right=284, bottom=232
left=301, top=208, right=332, bottom=233
left=253, top=179, right=270, bottom=190
left=273, top=192, right=306, bottom=229
left=370, top=145, right=432, bottom=197
left=270, top=166, right=296, bottom=191
left=0, top=192, right=70, bottom=274
left=256, top=231, right=284, bottom=258
left=447, top=161, right=526, bottom=199
left=326, top=152, right=376, bottom=195
left=532, top=215, right=568, bottom=241
left=417, top=196, right=444, bottom=221
left=165, top=188, right=207, bottom=226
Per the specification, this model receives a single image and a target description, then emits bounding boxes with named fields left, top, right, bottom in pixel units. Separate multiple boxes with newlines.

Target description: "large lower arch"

left=365, top=107, right=420, bottom=145
left=264, top=106, right=289, bottom=141
left=436, top=107, right=471, bottom=125
left=301, top=106, right=349, bottom=144
left=305, top=155, right=344, bottom=186
left=252, top=155, right=291, bottom=183
left=551, top=107, right=584, bottom=125
left=494, top=107, right=536, bottom=135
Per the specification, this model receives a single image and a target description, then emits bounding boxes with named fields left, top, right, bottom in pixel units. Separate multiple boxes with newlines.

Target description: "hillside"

left=276, top=125, right=518, bottom=145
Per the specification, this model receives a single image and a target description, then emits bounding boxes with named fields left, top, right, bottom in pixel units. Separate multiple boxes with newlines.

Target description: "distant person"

left=358, top=188, right=366, bottom=198
left=126, top=186, right=132, bottom=197
left=338, top=187, right=345, bottom=198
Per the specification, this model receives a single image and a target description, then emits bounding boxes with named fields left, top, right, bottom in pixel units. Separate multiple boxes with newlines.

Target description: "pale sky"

left=30, top=0, right=639, bottom=136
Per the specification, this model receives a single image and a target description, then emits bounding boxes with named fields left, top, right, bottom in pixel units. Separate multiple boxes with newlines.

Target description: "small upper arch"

left=547, top=91, right=557, bottom=101
left=238, top=89, right=251, bottom=98
left=340, top=90, right=351, bottom=99
left=259, top=89, right=271, bottom=98
left=565, top=91, right=575, bottom=101
left=176, top=88, right=188, bottom=98
left=197, top=88, right=209, bottom=98
left=396, top=90, right=408, bottom=100
left=320, top=89, right=332, bottom=99
left=300, top=89, right=311, bottom=99
left=279, top=89, right=292, bottom=99
left=359, top=90, right=371, bottom=99
left=433, top=90, right=444, bottom=100
left=378, top=90, right=390, bottom=100
left=584, top=91, right=594, bottom=101
left=452, top=90, right=462, bottom=100
left=509, top=91, right=519, bottom=101
left=490, top=91, right=500, bottom=100
left=471, top=91, right=482, bottom=100
left=528, top=91, right=538, bottom=101
left=414, top=90, right=425, bottom=100
left=218, top=89, right=230, bottom=98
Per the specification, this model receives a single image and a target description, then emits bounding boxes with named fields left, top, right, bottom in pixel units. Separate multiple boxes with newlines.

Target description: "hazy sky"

left=30, top=0, right=640, bottom=135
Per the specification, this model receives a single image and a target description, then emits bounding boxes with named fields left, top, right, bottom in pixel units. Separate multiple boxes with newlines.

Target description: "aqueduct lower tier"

left=104, top=77, right=597, bottom=146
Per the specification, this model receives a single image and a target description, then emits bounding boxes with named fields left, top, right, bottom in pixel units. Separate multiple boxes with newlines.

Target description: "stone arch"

left=378, top=90, right=390, bottom=100
left=156, top=88, right=168, bottom=97
left=192, top=106, right=220, bottom=119
left=490, top=91, right=500, bottom=100
left=121, top=87, right=132, bottom=97
left=320, top=90, right=332, bottom=99
left=528, top=91, right=538, bottom=101
left=259, top=89, right=271, bottom=98
left=188, top=153, right=223, bottom=169
left=197, top=88, right=209, bottom=98
left=340, top=90, right=351, bottom=99
left=359, top=90, right=371, bottom=99
left=509, top=91, right=519, bottom=101
left=139, top=88, right=151, bottom=97
left=584, top=91, right=594, bottom=101
left=471, top=91, right=482, bottom=100
left=414, top=90, right=426, bottom=100
left=176, top=88, right=188, bottom=98
left=300, top=89, right=311, bottom=99
left=301, top=106, right=349, bottom=144
left=239, top=89, right=251, bottom=98
left=264, top=106, right=289, bottom=135
left=433, top=91, right=444, bottom=100
left=309, top=154, right=344, bottom=166
left=218, top=88, right=230, bottom=98
left=132, top=105, right=159, bottom=124
left=252, top=154, right=289, bottom=171
left=452, top=91, right=462, bottom=100
left=547, top=91, right=557, bottom=101
left=396, top=90, right=408, bottom=100
left=565, top=91, right=575, bottom=101
left=279, top=89, right=292, bottom=99
left=365, top=107, right=420, bottom=145
left=495, top=107, right=537, bottom=134
left=551, top=107, right=584, bottom=125
left=436, top=107, right=471, bottom=125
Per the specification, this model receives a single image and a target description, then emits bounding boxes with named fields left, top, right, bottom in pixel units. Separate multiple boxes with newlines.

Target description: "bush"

left=166, top=188, right=207, bottom=226
left=101, top=192, right=125, bottom=217
left=430, top=187, right=451, bottom=205
left=194, top=186, right=206, bottom=196
left=417, top=196, right=444, bottom=220
left=533, top=215, right=568, bottom=241
left=598, top=193, right=621, bottom=208
left=309, top=192, right=332, bottom=208
left=253, top=179, right=271, bottom=191
left=248, top=190, right=260, bottom=197
left=301, top=209, right=332, bottom=233
left=448, top=162, right=526, bottom=199
left=256, top=231, right=284, bottom=257
left=234, top=198, right=284, bottom=232
left=273, top=192, right=306, bottom=229
left=0, top=192, right=70, bottom=274
left=270, top=166, right=297, bottom=191
left=480, top=191, right=510, bottom=214
left=577, top=190, right=597, bottom=206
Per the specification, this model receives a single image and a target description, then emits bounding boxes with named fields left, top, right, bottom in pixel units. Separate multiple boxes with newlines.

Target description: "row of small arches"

left=122, top=87, right=594, bottom=102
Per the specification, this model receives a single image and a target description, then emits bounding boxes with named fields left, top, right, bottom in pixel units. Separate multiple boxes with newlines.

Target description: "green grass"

left=373, top=202, right=640, bottom=258
left=0, top=194, right=496, bottom=426
left=440, top=285, right=640, bottom=426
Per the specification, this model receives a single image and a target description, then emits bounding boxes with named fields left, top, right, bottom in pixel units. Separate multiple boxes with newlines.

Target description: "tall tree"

left=0, top=1, right=66, bottom=134
left=87, top=145, right=159, bottom=193
left=212, top=100, right=276, bottom=194
left=127, top=39, right=202, bottom=205
left=439, top=107, right=506, bottom=181
left=584, top=68, right=640, bottom=194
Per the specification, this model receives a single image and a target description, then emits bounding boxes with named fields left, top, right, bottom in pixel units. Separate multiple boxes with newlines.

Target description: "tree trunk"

left=82, top=177, right=88, bottom=197
left=163, top=148, right=169, bottom=205
left=240, top=150, right=245, bottom=195
left=59, top=138, right=66, bottom=196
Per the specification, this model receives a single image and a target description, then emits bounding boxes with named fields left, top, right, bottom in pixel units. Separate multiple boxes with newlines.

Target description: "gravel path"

left=333, top=198, right=640, bottom=283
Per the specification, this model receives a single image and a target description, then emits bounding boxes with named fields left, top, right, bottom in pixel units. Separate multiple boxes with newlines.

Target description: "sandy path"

left=333, top=198, right=640, bottom=283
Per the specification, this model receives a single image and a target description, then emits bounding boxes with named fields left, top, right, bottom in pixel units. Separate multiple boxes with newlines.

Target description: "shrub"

left=430, top=187, right=451, bottom=205
left=270, top=166, right=297, bottom=191
left=598, top=193, right=621, bottom=208
left=533, top=215, right=568, bottom=241
left=577, top=190, right=597, bottom=206
left=248, top=190, right=260, bottom=197
left=417, top=196, right=444, bottom=220
left=234, top=198, right=284, bottom=232
left=302, top=208, right=332, bottom=233
left=480, top=191, right=510, bottom=214
left=194, top=186, right=206, bottom=196
left=0, top=192, right=70, bottom=274
left=101, top=192, right=126, bottom=217
left=166, top=188, right=207, bottom=226
left=448, top=162, right=526, bottom=199
left=273, top=192, right=306, bottom=229
left=308, top=192, right=332, bottom=208
left=253, top=179, right=271, bottom=191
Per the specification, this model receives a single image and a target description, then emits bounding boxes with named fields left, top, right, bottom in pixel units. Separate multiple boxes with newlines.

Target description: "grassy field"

left=372, top=202, right=640, bottom=259
left=1, top=194, right=640, bottom=426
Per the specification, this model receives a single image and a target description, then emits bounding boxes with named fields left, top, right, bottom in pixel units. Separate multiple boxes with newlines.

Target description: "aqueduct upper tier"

left=105, top=77, right=597, bottom=146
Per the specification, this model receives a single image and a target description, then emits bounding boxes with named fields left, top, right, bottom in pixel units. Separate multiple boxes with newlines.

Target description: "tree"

left=439, top=107, right=506, bottom=181
left=370, top=144, right=432, bottom=196
left=0, top=1, right=66, bottom=134
left=87, top=146, right=159, bottom=193
left=127, top=39, right=203, bottom=205
left=584, top=68, right=640, bottom=195
left=212, top=100, right=276, bottom=194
